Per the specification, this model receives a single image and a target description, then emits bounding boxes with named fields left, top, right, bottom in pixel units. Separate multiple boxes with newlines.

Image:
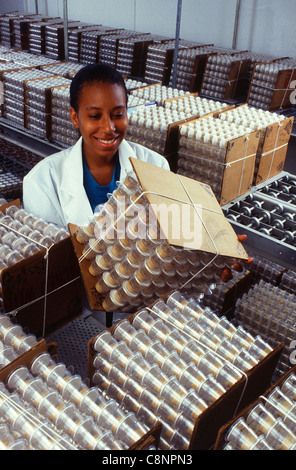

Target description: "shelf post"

left=63, top=0, right=69, bottom=61
left=232, top=0, right=241, bottom=50
left=171, top=0, right=183, bottom=88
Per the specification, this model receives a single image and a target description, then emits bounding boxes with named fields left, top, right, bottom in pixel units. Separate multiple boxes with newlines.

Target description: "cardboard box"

left=127, top=93, right=233, bottom=172
left=215, top=103, right=294, bottom=186
left=164, top=100, right=234, bottom=173
left=247, top=64, right=296, bottom=112
left=178, top=118, right=260, bottom=205
left=0, top=200, right=83, bottom=337
left=28, top=18, right=65, bottom=55
left=180, top=51, right=216, bottom=93
left=201, top=57, right=251, bottom=101
left=270, top=68, right=296, bottom=110
left=165, top=115, right=202, bottom=172
left=87, top=313, right=284, bottom=450
left=69, top=158, right=249, bottom=312
left=2, top=69, right=60, bottom=127
left=24, top=77, right=70, bottom=139
left=117, top=35, right=157, bottom=78
left=0, top=65, right=36, bottom=116
left=213, top=364, right=296, bottom=450
left=254, top=115, right=294, bottom=185
left=223, top=58, right=252, bottom=101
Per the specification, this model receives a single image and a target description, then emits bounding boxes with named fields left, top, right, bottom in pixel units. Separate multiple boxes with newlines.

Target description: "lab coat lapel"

left=118, top=139, right=137, bottom=181
left=59, top=137, right=93, bottom=226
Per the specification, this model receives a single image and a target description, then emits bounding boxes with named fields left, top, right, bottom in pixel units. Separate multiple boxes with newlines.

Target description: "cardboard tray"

left=0, top=200, right=83, bottom=338
left=0, top=338, right=57, bottom=384
left=213, top=363, right=296, bottom=450
left=87, top=316, right=284, bottom=450
left=69, top=158, right=249, bottom=311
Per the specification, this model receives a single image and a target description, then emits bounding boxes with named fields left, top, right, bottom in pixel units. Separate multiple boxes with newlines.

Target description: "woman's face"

left=70, top=81, right=128, bottom=162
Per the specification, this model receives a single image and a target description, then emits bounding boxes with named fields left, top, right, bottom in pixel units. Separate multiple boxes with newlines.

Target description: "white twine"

left=237, top=136, right=250, bottom=197
left=0, top=390, right=77, bottom=450
left=267, top=123, right=283, bottom=180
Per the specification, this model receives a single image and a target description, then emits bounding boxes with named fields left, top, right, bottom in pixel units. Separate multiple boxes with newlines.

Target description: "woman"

left=23, top=63, right=169, bottom=229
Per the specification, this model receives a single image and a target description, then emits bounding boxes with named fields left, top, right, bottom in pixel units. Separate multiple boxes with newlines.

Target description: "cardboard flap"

left=130, top=158, right=248, bottom=260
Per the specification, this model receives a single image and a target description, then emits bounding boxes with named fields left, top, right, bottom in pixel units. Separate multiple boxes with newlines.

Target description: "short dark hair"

left=70, top=63, right=128, bottom=111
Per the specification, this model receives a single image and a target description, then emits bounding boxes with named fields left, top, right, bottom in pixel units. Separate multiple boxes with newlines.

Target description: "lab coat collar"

left=60, top=137, right=137, bottom=192
left=59, top=137, right=138, bottom=226
left=118, top=139, right=137, bottom=180
left=60, top=137, right=84, bottom=194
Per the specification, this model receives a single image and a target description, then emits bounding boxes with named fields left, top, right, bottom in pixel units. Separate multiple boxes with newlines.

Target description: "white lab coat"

left=23, top=137, right=170, bottom=229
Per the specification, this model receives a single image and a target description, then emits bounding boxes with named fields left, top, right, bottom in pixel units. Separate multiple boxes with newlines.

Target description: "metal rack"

left=223, top=172, right=296, bottom=270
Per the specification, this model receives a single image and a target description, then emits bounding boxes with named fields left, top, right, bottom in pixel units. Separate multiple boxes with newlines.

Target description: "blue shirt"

left=82, top=152, right=121, bottom=212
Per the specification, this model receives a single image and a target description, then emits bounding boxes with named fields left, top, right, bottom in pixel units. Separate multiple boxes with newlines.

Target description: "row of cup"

left=0, top=423, right=28, bottom=450
left=75, top=175, right=194, bottom=310
left=92, top=298, right=265, bottom=451
left=3, top=204, right=68, bottom=242
left=93, top=352, right=199, bottom=445
left=0, top=206, right=68, bottom=281
left=234, top=300, right=295, bottom=344
left=0, top=314, right=38, bottom=358
left=224, top=374, right=296, bottom=450
left=29, top=352, right=148, bottom=448
left=165, top=291, right=273, bottom=358
left=234, top=281, right=296, bottom=372
left=137, top=301, right=272, bottom=371
left=93, top=363, right=191, bottom=450
left=111, top=319, right=242, bottom=391
left=7, top=368, right=123, bottom=450
left=0, top=344, right=19, bottom=371
left=93, top=329, right=227, bottom=425
left=75, top=173, right=143, bottom=246
left=75, top=165, right=246, bottom=311
left=91, top=240, right=197, bottom=294
left=133, top=310, right=256, bottom=376
left=4, top=361, right=141, bottom=450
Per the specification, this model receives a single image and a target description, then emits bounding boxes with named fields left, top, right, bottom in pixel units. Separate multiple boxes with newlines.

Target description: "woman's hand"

left=221, top=234, right=253, bottom=283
